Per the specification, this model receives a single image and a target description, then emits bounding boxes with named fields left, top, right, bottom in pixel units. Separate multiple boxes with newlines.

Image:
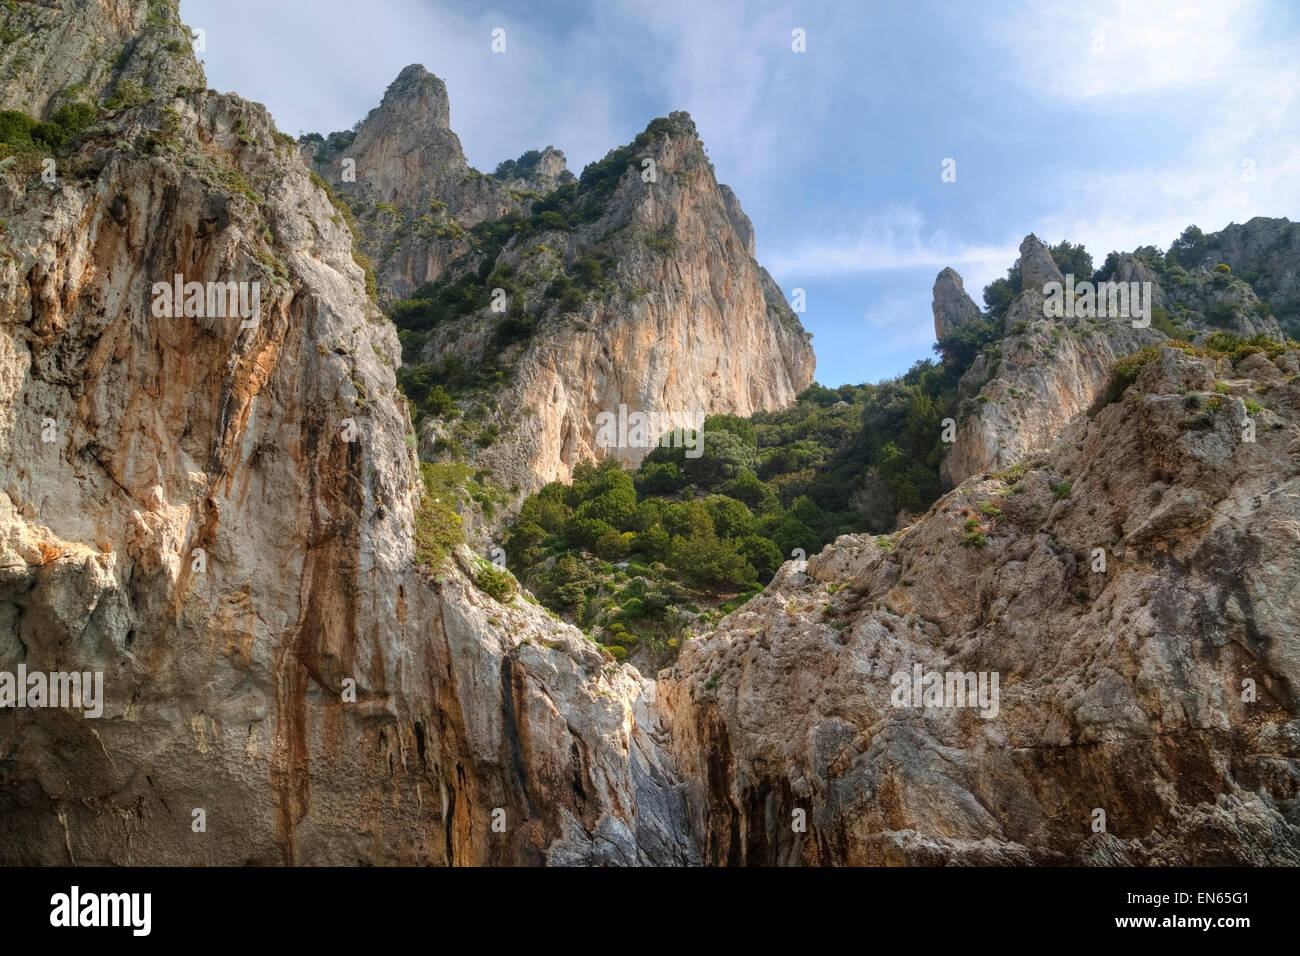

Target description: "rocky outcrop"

left=1018, top=232, right=1064, bottom=292
left=413, top=111, right=815, bottom=497
left=495, top=145, right=575, bottom=196
left=940, top=237, right=1161, bottom=485
left=304, top=71, right=814, bottom=507
left=1185, top=217, right=1300, bottom=335
left=0, top=2, right=692, bottom=866
left=932, top=266, right=980, bottom=341
left=5, top=0, right=1296, bottom=871
left=939, top=234, right=1287, bottom=487
left=662, top=344, right=1300, bottom=864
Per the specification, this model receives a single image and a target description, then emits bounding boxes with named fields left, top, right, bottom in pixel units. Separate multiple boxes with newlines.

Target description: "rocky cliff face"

left=662, top=344, right=1300, bottom=864
left=932, top=266, right=980, bottom=341
left=305, top=69, right=814, bottom=508
left=0, top=0, right=691, bottom=866
left=417, top=112, right=815, bottom=497
left=939, top=234, right=1286, bottom=487
left=0, top=0, right=204, bottom=117
left=1185, top=217, right=1300, bottom=337
left=2, top=0, right=1295, bottom=869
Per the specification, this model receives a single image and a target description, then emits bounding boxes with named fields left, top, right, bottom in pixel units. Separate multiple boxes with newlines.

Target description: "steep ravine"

left=0, top=0, right=1296, bottom=868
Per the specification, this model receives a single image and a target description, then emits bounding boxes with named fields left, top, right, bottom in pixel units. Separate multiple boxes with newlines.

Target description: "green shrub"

left=414, top=495, right=462, bottom=570
left=476, top=564, right=517, bottom=603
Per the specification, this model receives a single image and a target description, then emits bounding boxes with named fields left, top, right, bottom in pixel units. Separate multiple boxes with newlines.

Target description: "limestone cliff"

left=306, top=71, right=814, bottom=507
left=415, top=111, right=814, bottom=500
left=2, top=0, right=1296, bottom=870
left=0, top=0, right=204, bottom=117
left=300, top=64, right=566, bottom=300
left=0, top=0, right=691, bottom=866
left=1176, top=217, right=1300, bottom=337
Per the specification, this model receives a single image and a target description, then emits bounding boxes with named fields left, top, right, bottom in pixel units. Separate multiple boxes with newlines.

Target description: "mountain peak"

left=373, top=63, right=451, bottom=132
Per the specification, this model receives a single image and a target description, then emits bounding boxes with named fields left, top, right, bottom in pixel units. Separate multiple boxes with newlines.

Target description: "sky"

left=181, top=0, right=1300, bottom=387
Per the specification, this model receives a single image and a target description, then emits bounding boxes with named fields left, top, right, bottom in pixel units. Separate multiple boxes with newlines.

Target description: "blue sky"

left=182, top=0, right=1300, bottom=387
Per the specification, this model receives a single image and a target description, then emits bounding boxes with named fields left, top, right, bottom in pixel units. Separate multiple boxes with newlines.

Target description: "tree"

left=539, top=554, right=598, bottom=612
left=933, top=315, right=1002, bottom=376
left=574, top=469, right=637, bottom=527
left=669, top=531, right=756, bottom=590
left=736, top=535, right=783, bottom=580
left=768, top=516, right=819, bottom=561
left=703, top=495, right=756, bottom=538
left=797, top=383, right=842, bottom=407
left=983, top=260, right=1022, bottom=318
left=635, top=460, right=683, bottom=495
left=679, top=428, right=759, bottom=488
left=1049, top=240, right=1093, bottom=280
left=1168, top=225, right=1207, bottom=269
left=703, top=413, right=757, bottom=447
left=719, top=469, right=778, bottom=512
left=564, top=516, right=614, bottom=550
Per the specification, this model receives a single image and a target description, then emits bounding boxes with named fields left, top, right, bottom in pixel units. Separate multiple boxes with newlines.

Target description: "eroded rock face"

left=301, top=64, right=570, bottom=299
left=0, top=0, right=204, bottom=117
left=1187, top=217, right=1300, bottom=334
left=308, top=72, right=814, bottom=505
left=940, top=273, right=1162, bottom=486
left=939, top=234, right=1288, bottom=487
left=406, top=110, right=814, bottom=497
left=4, top=0, right=1296, bottom=871
left=662, top=346, right=1300, bottom=865
left=0, top=4, right=692, bottom=866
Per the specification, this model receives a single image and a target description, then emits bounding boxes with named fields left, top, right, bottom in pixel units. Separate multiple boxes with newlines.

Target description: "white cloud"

left=996, top=0, right=1300, bottom=261
left=1002, top=0, right=1260, bottom=101
left=765, top=204, right=1018, bottom=292
left=860, top=289, right=940, bottom=351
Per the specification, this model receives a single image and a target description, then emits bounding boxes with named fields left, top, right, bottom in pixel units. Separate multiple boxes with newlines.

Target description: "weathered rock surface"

left=662, top=345, right=1300, bottom=864
left=0, top=0, right=204, bottom=117
left=406, top=109, right=814, bottom=498
left=301, top=64, right=569, bottom=300
left=305, top=70, right=814, bottom=510
left=3, top=0, right=1297, bottom=870
left=1184, top=217, right=1300, bottom=335
left=0, top=1, right=692, bottom=866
